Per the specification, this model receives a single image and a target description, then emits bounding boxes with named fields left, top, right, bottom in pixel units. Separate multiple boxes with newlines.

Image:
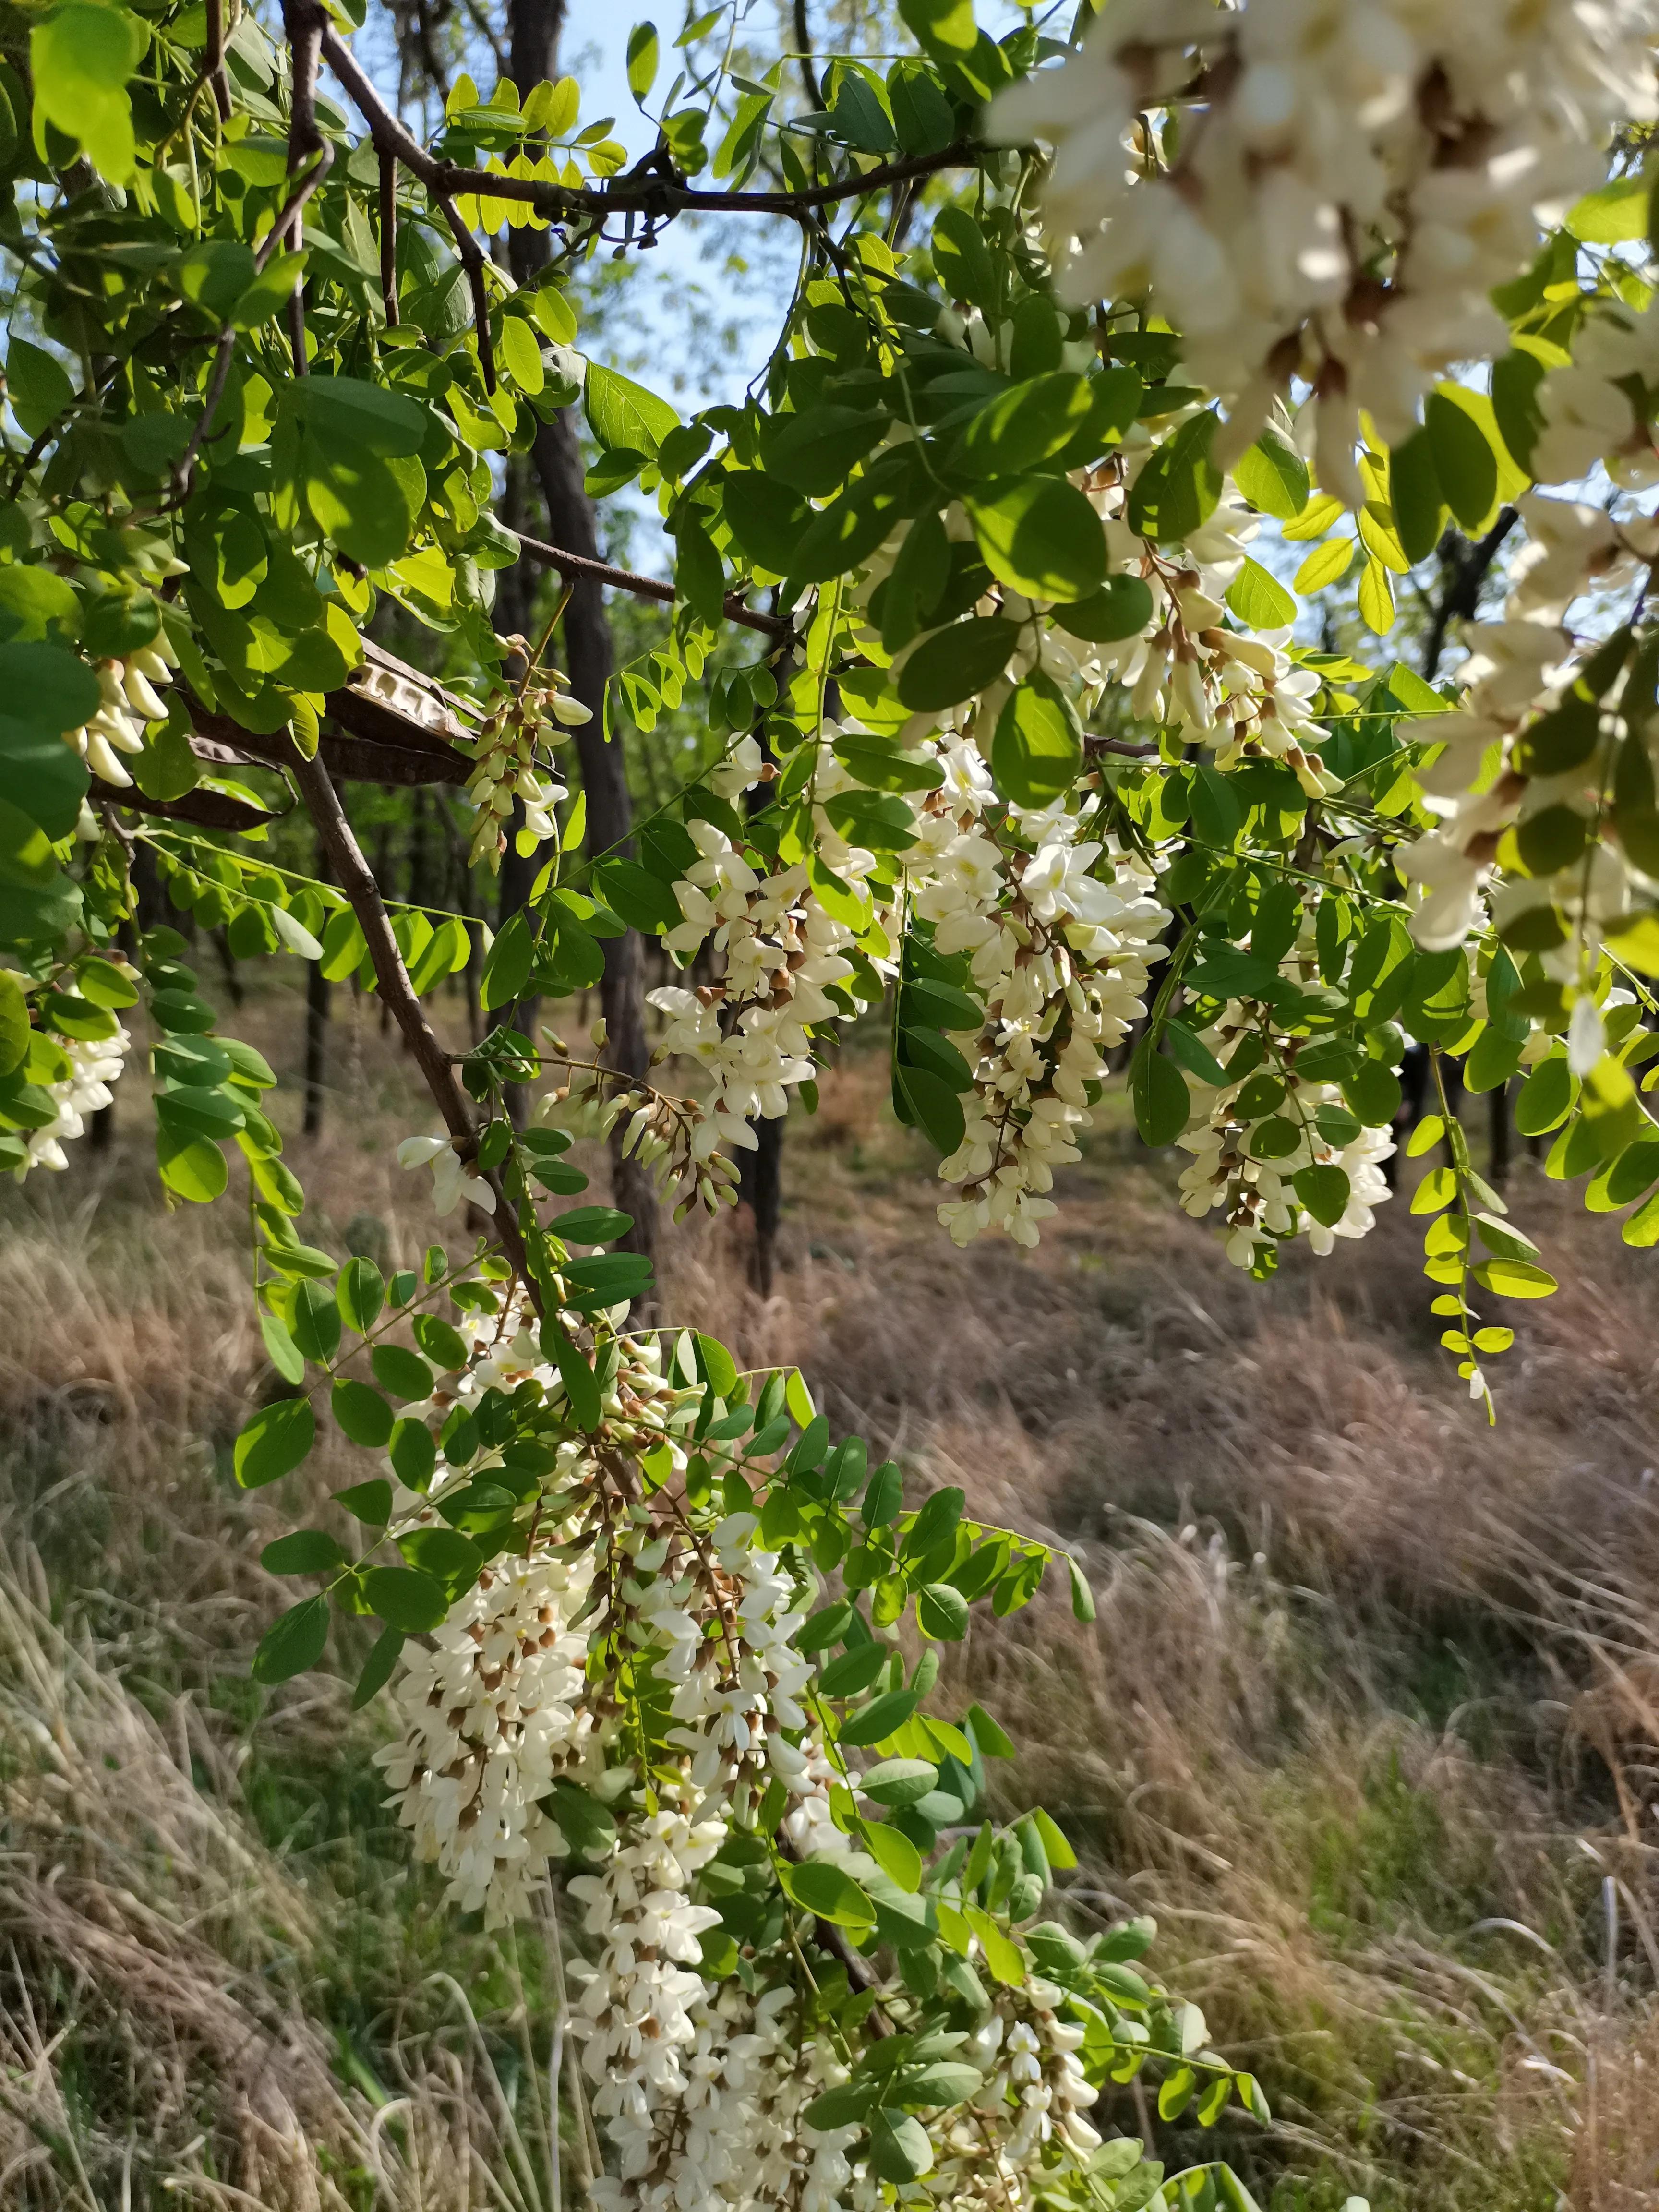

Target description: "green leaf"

left=544, top=1776, right=619, bottom=1855
left=1357, top=555, right=1395, bottom=635
left=592, top=856, right=680, bottom=933
left=780, top=1857, right=877, bottom=1929
left=868, top=2109, right=933, bottom=2183
left=336, top=1478, right=393, bottom=1524
left=261, top=1529, right=348, bottom=1575
left=584, top=361, right=680, bottom=457
left=821, top=1642, right=890, bottom=1696
left=412, top=1312, right=469, bottom=1370
left=953, top=1708, right=1009, bottom=1767
left=252, top=1596, right=329, bottom=1684
left=1293, top=536, right=1355, bottom=594
left=959, top=372, right=1093, bottom=477
left=1225, top=557, right=1295, bottom=630
left=1389, top=429, right=1445, bottom=565
left=990, top=675, right=1081, bottom=806
left=291, top=1278, right=342, bottom=1366
left=3, top=338, right=75, bottom=441
left=288, top=374, right=428, bottom=458
left=1471, top=1258, right=1558, bottom=1299
left=545, top=1320, right=602, bottom=1431
left=862, top=1817, right=924, bottom=1892
left=1293, top=1163, right=1351, bottom=1226
left=965, top=476, right=1105, bottom=602
left=351, top=1625, right=405, bottom=1709
left=362, top=1564, right=449, bottom=1632
left=332, top=1378, right=394, bottom=1447
left=234, top=1397, right=315, bottom=1489
left=861, top=1757, right=939, bottom=1805
left=1569, top=171, right=1649, bottom=243
left=1426, top=389, right=1498, bottom=533
left=0, top=974, right=26, bottom=1080
left=898, top=0, right=977, bottom=58
left=894, top=1061, right=966, bottom=1155
left=626, top=20, right=660, bottom=99
left=917, top=1582, right=969, bottom=1640
left=1030, top=1805, right=1077, bottom=1871
left=841, top=1687, right=920, bottom=1746
left=372, top=1344, right=435, bottom=1400
left=1056, top=574, right=1154, bottom=642
left=1132, top=1045, right=1190, bottom=1146
left=1232, top=431, right=1308, bottom=519
left=338, top=1257, right=385, bottom=1335
left=722, top=471, right=809, bottom=574
left=1066, top=1555, right=1095, bottom=1623
left=896, top=617, right=1019, bottom=710
left=481, top=910, right=534, bottom=1009
left=930, top=204, right=997, bottom=311
left=389, top=1417, right=436, bottom=1490
left=1126, top=409, right=1221, bottom=542
left=29, top=2, right=147, bottom=183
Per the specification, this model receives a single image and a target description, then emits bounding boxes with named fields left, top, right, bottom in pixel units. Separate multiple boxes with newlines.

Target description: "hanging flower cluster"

left=1175, top=996, right=1396, bottom=1268
left=991, top=0, right=1659, bottom=488
left=375, top=1546, right=601, bottom=1921
left=933, top=808, right=1170, bottom=1249
left=66, top=642, right=179, bottom=789
left=1399, top=488, right=1659, bottom=959
left=463, top=667, right=588, bottom=871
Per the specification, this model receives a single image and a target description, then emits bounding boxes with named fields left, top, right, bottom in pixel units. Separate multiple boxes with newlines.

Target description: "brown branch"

left=205, top=0, right=233, bottom=121
left=281, top=0, right=330, bottom=373
left=289, top=748, right=538, bottom=1295
left=1421, top=507, right=1520, bottom=681
left=510, top=528, right=793, bottom=640
left=378, top=149, right=400, bottom=327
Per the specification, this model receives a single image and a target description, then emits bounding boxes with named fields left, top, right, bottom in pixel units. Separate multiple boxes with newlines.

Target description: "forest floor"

left=1, top=960, right=1657, bottom=2212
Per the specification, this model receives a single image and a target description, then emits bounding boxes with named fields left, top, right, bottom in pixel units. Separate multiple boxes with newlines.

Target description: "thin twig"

left=289, top=748, right=538, bottom=1296
left=205, top=0, right=233, bottom=120
left=510, top=527, right=792, bottom=639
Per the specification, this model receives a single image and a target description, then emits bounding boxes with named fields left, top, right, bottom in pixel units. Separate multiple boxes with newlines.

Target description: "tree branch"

left=289, top=748, right=538, bottom=1294
left=317, top=28, right=974, bottom=226
left=509, top=527, right=792, bottom=639
left=1421, top=507, right=1520, bottom=681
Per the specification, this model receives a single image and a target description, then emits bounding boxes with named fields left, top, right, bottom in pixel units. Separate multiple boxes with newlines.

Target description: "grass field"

left=1, top=961, right=1656, bottom=2210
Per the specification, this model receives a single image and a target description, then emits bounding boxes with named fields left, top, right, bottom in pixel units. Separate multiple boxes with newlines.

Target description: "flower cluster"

left=929, top=1988, right=1102, bottom=2207
left=13, top=1010, right=132, bottom=1178
left=1399, top=490, right=1659, bottom=954
left=934, top=808, right=1170, bottom=1248
left=462, top=670, right=587, bottom=870
left=374, top=1546, right=600, bottom=1923
left=1175, top=997, right=1395, bottom=1267
left=1533, top=297, right=1659, bottom=489
left=66, top=643, right=179, bottom=788
left=993, top=0, right=1659, bottom=489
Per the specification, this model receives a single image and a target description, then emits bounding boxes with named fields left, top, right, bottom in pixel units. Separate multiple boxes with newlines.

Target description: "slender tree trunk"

left=504, top=0, right=658, bottom=1275
left=305, top=953, right=331, bottom=1136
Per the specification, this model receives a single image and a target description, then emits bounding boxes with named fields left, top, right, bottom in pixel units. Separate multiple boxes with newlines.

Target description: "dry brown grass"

left=0, top=968, right=1656, bottom=2208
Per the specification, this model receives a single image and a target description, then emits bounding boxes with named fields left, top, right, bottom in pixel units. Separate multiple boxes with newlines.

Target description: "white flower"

left=397, top=1131, right=493, bottom=1215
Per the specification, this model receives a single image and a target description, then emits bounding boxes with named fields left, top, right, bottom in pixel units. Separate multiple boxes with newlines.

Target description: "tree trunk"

left=305, top=953, right=331, bottom=1136
left=503, top=0, right=658, bottom=1277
